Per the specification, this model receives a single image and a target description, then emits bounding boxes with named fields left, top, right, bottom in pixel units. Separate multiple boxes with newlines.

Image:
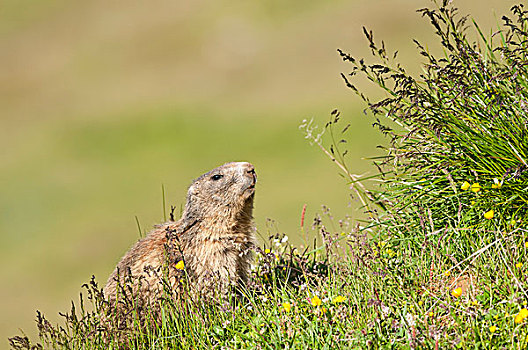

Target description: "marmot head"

left=182, top=162, right=257, bottom=224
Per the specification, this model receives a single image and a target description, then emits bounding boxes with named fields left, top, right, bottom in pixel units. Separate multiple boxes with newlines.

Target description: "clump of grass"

left=329, top=0, right=528, bottom=347
left=338, top=1, right=528, bottom=247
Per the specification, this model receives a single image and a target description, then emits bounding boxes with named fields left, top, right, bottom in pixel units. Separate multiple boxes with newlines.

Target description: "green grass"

left=13, top=218, right=528, bottom=348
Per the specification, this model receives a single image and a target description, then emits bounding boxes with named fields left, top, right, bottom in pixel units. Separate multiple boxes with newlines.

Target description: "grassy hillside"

left=1, top=0, right=512, bottom=345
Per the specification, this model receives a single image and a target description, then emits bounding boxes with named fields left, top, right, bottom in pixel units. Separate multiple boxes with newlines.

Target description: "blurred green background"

left=0, top=0, right=510, bottom=344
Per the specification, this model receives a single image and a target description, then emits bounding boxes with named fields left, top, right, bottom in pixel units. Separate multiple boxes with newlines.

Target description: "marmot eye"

left=211, top=174, right=223, bottom=181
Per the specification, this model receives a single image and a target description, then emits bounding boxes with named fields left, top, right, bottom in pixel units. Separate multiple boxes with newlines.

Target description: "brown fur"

left=103, top=162, right=257, bottom=306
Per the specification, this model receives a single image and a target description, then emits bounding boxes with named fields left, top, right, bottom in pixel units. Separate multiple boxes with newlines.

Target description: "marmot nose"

left=241, top=163, right=256, bottom=182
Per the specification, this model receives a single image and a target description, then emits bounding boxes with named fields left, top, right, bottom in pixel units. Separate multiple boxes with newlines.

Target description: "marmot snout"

left=104, top=162, right=257, bottom=306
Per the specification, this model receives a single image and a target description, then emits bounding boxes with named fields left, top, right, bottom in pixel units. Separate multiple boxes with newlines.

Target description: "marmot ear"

left=187, top=184, right=198, bottom=196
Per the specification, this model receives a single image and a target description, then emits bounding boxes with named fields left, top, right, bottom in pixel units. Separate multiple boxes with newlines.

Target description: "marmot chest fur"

left=103, top=162, right=257, bottom=304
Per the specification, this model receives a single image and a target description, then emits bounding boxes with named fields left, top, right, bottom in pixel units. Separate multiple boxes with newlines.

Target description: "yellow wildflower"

left=461, top=181, right=470, bottom=190
left=451, top=287, right=462, bottom=298
left=282, top=302, right=291, bottom=312
left=516, top=262, right=523, bottom=268
left=515, top=308, right=528, bottom=324
left=444, top=270, right=451, bottom=277
left=471, top=183, right=481, bottom=193
left=428, top=312, right=434, bottom=317
left=418, top=300, right=423, bottom=306
left=175, top=260, right=185, bottom=270
left=525, top=242, right=528, bottom=248
left=492, top=178, right=502, bottom=189
left=484, top=210, right=494, bottom=220
left=489, top=325, right=497, bottom=333
left=311, top=295, right=322, bottom=307
left=264, top=248, right=271, bottom=254
left=332, top=296, right=346, bottom=304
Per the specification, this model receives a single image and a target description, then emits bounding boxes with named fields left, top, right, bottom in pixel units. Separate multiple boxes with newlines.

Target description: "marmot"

left=103, top=162, right=257, bottom=306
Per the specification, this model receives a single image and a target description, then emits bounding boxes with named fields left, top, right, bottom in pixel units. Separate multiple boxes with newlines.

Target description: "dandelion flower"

left=484, top=210, right=494, bottom=220
left=311, top=295, right=322, bottom=307
left=428, top=312, right=434, bottom=317
left=444, top=270, right=451, bottom=277
left=515, top=308, right=528, bottom=324
left=282, top=302, right=291, bottom=312
left=418, top=300, right=423, bottom=306
left=175, top=260, right=185, bottom=270
left=264, top=248, right=271, bottom=254
left=516, top=262, right=523, bottom=268
left=332, top=296, right=346, bottom=304
left=525, top=242, right=528, bottom=249
left=451, top=287, right=462, bottom=298
left=489, top=325, right=497, bottom=333
left=461, top=181, right=470, bottom=190
left=471, top=183, right=481, bottom=193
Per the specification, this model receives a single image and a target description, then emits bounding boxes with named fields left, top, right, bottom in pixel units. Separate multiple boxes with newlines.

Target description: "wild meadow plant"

left=330, top=0, right=528, bottom=347
left=336, top=2, right=528, bottom=249
left=9, top=1, right=528, bottom=348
